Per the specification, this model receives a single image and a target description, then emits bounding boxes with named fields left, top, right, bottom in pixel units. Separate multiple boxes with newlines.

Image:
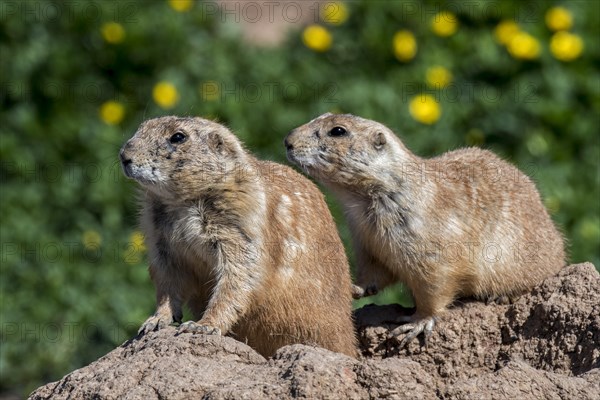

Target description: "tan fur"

left=120, top=116, right=358, bottom=357
left=285, top=113, right=565, bottom=342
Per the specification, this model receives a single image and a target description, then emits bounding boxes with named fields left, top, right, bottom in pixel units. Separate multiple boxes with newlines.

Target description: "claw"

left=138, top=316, right=169, bottom=336
left=138, top=322, right=155, bottom=335
left=388, top=316, right=436, bottom=348
left=351, top=284, right=365, bottom=299
left=177, top=321, right=222, bottom=336
left=364, top=285, right=378, bottom=296
left=352, top=284, right=379, bottom=299
left=423, top=318, right=435, bottom=346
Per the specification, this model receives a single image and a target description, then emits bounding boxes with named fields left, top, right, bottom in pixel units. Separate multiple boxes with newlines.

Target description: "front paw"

left=352, top=284, right=378, bottom=299
left=138, top=315, right=170, bottom=336
left=177, top=321, right=222, bottom=336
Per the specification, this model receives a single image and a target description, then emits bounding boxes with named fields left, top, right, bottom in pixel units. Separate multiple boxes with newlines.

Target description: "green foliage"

left=1, top=0, right=598, bottom=396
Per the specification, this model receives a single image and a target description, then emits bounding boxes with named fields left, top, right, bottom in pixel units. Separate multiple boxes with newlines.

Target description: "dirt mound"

left=30, top=263, right=600, bottom=399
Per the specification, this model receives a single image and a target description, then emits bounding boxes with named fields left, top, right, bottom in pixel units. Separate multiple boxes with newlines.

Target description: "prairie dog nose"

left=284, top=133, right=294, bottom=151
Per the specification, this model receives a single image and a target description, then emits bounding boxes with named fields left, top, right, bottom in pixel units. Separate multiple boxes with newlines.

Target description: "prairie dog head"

left=120, top=116, right=248, bottom=200
left=284, top=113, right=414, bottom=192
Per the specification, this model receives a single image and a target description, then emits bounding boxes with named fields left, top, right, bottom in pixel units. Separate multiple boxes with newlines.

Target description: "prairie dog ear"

left=372, top=131, right=387, bottom=150
left=208, top=131, right=224, bottom=152
left=208, top=130, right=241, bottom=156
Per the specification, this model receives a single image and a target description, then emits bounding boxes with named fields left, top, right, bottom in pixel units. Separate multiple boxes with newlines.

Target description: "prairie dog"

left=120, top=116, right=358, bottom=357
left=285, top=113, right=565, bottom=346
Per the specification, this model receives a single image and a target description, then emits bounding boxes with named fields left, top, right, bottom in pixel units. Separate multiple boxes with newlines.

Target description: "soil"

left=29, top=263, right=600, bottom=399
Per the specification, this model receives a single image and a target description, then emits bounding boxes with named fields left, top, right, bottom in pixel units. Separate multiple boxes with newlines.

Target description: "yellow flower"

left=321, top=1, right=349, bottom=25
left=168, top=0, right=193, bottom=12
left=550, top=31, right=584, bottom=61
left=82, top=230, right=102, bottom=250
left=130, top=231, right=146, bottom=252
left=99, top=101, right=125, bottom=125
left=302, top=25, right=332, bottom=52
left=153, top=81, right=179, bottom=109
left=199, top=81, right=220, bottom=101
left=545, top=7, right=573, bottom=31
left=409, top=94, right=441, bottom=125
left=124, top=231, right=146, bottom=264
left=393, top=30, right=417, bottom=62
left=426, top=66, right=452, bottom=88
left=101, top=22, right=125, bottom=44
left=431, top=11, right=458, bottom=37
left=507, top=32, right=540, bottom=60
left=494, top=20, right=520, bottom=45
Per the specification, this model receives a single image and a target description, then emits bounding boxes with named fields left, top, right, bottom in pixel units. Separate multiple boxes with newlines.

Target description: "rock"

left=29, top=332, right=272, bottom=400
left=442, top=361, right=600, bottom=400
left=29, top=263, right=600, bottom=399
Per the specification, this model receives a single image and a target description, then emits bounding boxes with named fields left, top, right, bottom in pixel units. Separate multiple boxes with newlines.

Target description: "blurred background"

left=1, top=0, right=598, bottom=396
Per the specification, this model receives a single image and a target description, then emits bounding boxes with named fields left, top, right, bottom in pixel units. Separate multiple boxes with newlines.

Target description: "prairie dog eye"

left=328, top=126, right=347, bottom=137
left=169, top=131, right=187, bottom=144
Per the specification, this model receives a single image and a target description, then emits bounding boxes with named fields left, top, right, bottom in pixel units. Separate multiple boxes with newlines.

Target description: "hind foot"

left=388, top=316, right=436, bottom=348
